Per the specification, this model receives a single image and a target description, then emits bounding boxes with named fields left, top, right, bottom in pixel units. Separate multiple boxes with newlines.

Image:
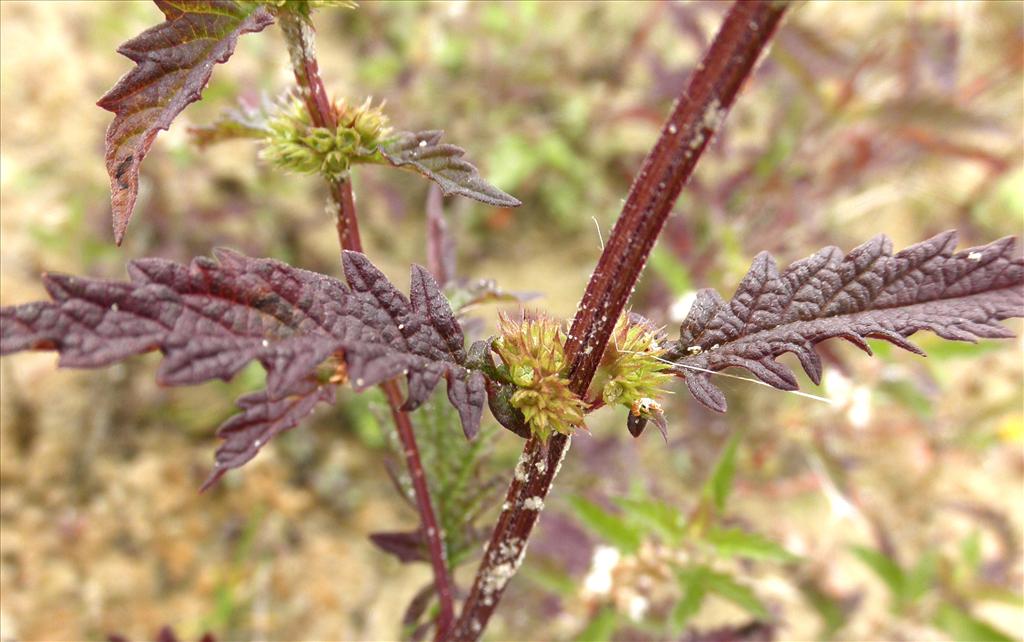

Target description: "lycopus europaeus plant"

left=1, top=2, right=1021, bottom=640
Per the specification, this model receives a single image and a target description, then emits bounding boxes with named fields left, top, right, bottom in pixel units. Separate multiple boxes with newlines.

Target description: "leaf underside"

left=670, top=231, right=1024, bottom=412
left=381, top=130, right=522, bottom=208
left=97, top=1, right=275, bottom=244
left=0, top=250, right=485, bottom=486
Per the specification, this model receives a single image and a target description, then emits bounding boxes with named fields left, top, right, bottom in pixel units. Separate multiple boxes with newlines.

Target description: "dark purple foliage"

left=203, top=380, right=336, bottom=490
left=1, top=250, right=486, bottom=484
left=669, top=231, right=1024, bottom=411
left=369, top=529, right=429, bottom=564
left=381, top=130, right=522, bottom=208
left=98, top=1, right=275, bottom=244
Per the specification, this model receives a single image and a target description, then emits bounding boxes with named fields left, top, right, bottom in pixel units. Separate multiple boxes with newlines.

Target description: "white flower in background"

left=823, top=370, right=872, bottom=429
left=581, top=545, right=621, bottom=597
left=669, top=291, right=698, bottom=324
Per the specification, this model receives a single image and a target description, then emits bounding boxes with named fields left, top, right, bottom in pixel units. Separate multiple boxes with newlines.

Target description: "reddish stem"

left=278, top=10, right=454, bottom=637
left=279, top=12, right=364, bottom=252
left=382, top=380, right=456, bottom=637
left=448, top=2, right=788, bottom=640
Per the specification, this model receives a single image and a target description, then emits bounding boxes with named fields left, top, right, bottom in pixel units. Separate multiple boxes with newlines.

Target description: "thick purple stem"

left=448, top=2, right=789, bottom=640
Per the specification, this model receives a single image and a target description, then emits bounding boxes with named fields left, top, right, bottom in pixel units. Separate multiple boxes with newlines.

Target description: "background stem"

left=448, top=2, right=788, bottom=639
left=278, top=11, right=455, bottom=638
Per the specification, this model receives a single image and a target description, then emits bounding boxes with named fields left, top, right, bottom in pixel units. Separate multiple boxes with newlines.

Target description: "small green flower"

left=592, top=313, right=673, bottom=416
left=260, top=95, right=392, bottom=180
left=262, top=0, right=358, bottom=17
left=492, top=312, right=585, bottom=441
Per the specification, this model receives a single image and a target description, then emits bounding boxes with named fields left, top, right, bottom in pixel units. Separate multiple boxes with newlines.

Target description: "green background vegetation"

left=0, top=2, right=1021, bottom=640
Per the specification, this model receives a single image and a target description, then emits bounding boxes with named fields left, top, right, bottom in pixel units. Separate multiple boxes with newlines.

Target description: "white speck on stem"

left=110, top=303, right=119, bottom=312
left=968, top=251, right=983, bottom=261
left=418, top=139, right=428, bottom=148
left=514, top=452, right=530, bottom=482
left=261, top=339, right=270, bottom=347
left=668, top=124, right=678, bottom=134
left=355, top=377, right=365, bottom=386
left=523, top=496, right=544, bottom=511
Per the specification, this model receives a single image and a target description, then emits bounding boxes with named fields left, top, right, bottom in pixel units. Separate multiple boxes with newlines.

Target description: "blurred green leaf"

left=850, top=545, right=905, bottom=610
left=932, top=603, right=1015, bottom=642
left=703, top=430, right=742, bottom=513
left=569, top=496, right=642, bottom=553
left=575, top=606, right=618, bottom=642
left=960, top=531, right=982, bottom=577
left=521, top=563, right=576, bottom=597
left=672, top=567, right=708, bottom=632
left=614, top=497, right=685, bottom=546
left=799, top=581, right=848, bottom=641
left=877, top=379, right=934, bottom=418
left=647, top=245, right=693, bottom=296
left=903, top=551, right=938, bottom=605
left=703, top=527, right=798, bottom=563
left=694, top=566, right=770, bottom=619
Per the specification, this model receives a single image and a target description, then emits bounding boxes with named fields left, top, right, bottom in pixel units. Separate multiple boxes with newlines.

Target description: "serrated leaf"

left=568, top=496, right=643, bottom=553
left=932, top=603, right=1015, bottom=642
left=670, top=232, right=1024, bottom=412
left=703, top=527, right=797, bottom=563
left=1, top=250, right=486, bottom=484
left=97, top=1, right=275, bottom=244
left=203, top=379, right=336, bottom=490
left=380, top=130, right=522, bottom=208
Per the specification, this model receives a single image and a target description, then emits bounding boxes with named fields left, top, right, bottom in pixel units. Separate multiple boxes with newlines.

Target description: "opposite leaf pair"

left=3, top=231, right=1021, bottom=488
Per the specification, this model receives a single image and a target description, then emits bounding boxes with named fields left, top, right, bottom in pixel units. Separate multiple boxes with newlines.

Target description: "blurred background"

left=0, top=1, right=1021, bottom=640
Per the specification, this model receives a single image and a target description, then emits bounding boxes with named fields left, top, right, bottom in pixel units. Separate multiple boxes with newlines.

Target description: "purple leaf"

left=670, top=232, right=1024, bottom=412
left=202, top=379, right=336, bottom=491
left=381, top=130, right=522, bottom=208
left=1, top=250, right=486, bottom=483
left=369, top=530, right=429, bottom=564
left=97, top=1, right=275, bottom=244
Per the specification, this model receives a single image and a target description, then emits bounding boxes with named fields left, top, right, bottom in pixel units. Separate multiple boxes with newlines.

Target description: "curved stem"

left=448, top=2, right=789, bottom=639
left=279, top=11, right=454, bottom=637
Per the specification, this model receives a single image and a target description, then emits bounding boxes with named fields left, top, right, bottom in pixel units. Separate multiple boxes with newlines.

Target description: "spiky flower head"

left=260, top=94, right=391, bottom=180
left=594, top=313, right=673, bottom=415
left=492, top=311, right=585, bottom=441
left=264, top=0, right=358, bottom=17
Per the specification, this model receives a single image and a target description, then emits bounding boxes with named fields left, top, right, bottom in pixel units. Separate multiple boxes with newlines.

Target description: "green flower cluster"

left=492, top=312, right=585, bottom=441
left=260, top=96, right=391, bottom=180
left=261, top=0, right=358, bottom=16
left=592, top=313, right=672, bottom=416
